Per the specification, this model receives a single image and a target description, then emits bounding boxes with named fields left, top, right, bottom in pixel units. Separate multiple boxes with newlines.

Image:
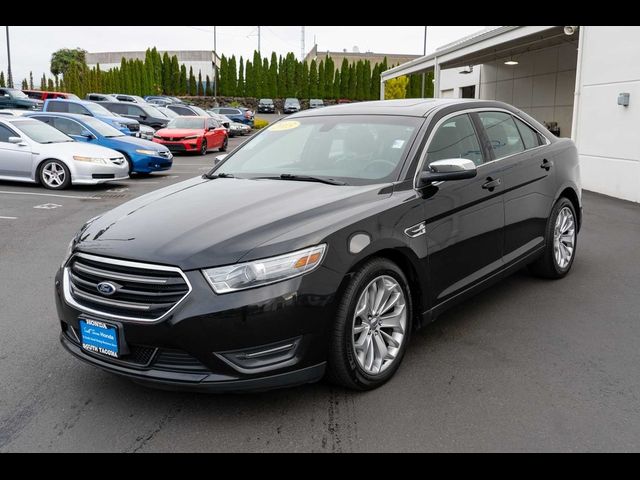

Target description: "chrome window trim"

left=412, top=107, right=551, bottom=190
left=63, top=252, right=193, bottom=324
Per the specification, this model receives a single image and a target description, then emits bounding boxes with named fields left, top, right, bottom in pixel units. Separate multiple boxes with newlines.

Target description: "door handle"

left=540, top=158, right=554, bottom=171
left=482, top=177, right=501, bottom=191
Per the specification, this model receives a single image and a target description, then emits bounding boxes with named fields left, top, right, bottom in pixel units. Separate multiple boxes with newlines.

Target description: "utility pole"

left=213, top=25, right=217, bottom=103
left=421, top=26, right=427, bottom=98
left=257, top=26, right=261, bottom=55
left=6, top=26, right=14, bottom=88
left=301, top=26, right=305, bottom=61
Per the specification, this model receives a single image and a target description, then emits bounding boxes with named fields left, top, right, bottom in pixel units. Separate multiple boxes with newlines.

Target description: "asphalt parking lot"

left=1, top=120, right=639, bottom=450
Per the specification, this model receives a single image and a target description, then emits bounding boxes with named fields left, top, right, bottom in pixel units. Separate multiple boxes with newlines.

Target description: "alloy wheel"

left=352, top=275, right=407, bottom=375
left=553, top=206, right=576, bottom=269
left=42, top=162, right=66, bottom=188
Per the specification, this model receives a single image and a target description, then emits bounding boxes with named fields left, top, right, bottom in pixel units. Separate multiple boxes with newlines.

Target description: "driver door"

left=420, top=112, right=505, bottom=306
left=0, top=124, right=33, bottom=178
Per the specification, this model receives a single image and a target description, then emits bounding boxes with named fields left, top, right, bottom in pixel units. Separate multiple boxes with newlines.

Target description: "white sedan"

left=0, top=116, right=129, bottom=190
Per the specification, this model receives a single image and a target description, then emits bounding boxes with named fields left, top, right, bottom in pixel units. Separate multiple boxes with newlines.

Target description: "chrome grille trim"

left=63, top=253, right=192, bottom=323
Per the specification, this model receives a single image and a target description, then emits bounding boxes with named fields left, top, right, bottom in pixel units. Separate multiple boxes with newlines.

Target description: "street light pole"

left=6, top=26, right=14, bottom=88
left=421, top=26, right=427, bottom=98
left=213, top=25, right=217, bottom=103
left=258, top=26, right=261, bottom=55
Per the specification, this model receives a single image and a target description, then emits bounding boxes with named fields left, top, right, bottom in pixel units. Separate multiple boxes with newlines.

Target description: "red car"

left=153, top=116, right=228, bottom=155
left=22, top=90, right=80, bottom=100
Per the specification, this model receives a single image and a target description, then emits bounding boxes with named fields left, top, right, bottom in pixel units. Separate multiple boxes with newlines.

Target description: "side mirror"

left=214, top=154, right=228, bottom=165
left=8, top=136, right=24, bottom=144
left=80, top=129, right=94, bottom=139
left=419, top=158, right=477, bottom=186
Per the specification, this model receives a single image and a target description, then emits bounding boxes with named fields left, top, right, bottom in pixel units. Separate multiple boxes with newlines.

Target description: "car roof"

left=28, top=112, right=93, bottom=121
left=45, top=98, right=93, bottom=104
left=0, top=116, right=38, bottom=124
left=293, top=98, right=515, bottom=118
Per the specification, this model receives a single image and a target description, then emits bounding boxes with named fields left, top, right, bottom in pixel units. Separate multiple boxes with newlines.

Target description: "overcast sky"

left=1, top=26, right=486, bottom=83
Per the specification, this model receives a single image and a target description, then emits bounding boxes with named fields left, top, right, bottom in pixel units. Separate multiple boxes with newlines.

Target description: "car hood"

left=108, top=134, right=169, bottom=152
left=75, top=177, right=392, bottom=270
left=100, top=115, right=138, bottom=126
left=155, top=128, right=205, bottom=137
left=39, top=141, right=123, bottom=158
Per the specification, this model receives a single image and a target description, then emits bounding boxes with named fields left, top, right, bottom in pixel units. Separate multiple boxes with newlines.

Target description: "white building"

left=382, top=26, right=640, bottom=203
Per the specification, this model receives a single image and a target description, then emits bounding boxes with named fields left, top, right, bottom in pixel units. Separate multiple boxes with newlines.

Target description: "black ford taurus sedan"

left=55, top=99, right=581, bottom=392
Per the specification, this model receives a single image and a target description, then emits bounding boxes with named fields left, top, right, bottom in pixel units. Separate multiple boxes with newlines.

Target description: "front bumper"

left=54, top=259, right=340, bottom=392
left=129, top=152, right=173, bottom=174
left=152, top=137, right=202, bottom=153
left=70, top=161, right=130, bottom=185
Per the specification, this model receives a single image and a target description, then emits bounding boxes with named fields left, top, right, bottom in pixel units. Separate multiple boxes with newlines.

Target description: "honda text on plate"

left=55, top=99, right=581, bottom=392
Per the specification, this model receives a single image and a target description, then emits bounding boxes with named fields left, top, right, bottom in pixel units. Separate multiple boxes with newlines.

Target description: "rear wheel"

left=200, top=139, right=208, bottom=155
left=326, top=258, right=412, bottom=390
left=528, top=197, right=577, bottom=278
left=39, top=159, right=71, bottom=190
left=219, top=136, right=228, bottom=152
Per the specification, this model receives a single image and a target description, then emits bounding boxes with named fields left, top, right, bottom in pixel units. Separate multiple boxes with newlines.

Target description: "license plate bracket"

left=79, top=319, right=119, bottom=358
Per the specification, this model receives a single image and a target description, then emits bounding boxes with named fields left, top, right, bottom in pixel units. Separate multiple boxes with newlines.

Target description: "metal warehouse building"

left=382, top=26, right=640, bottom=203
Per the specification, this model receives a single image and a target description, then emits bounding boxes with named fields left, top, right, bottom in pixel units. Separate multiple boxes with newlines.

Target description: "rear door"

left=0, top=123, right=33, bottom=178
left=476, top=111, right=555, bottom=264
left=421, top=112, right=505, bottom=306
left=0, top=89, right=14, bottom=109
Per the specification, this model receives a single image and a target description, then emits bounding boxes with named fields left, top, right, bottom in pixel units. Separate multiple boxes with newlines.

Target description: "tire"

left=528, top=197, right=578, bottom=279
left=122, top=153, right=134, bottom=175
left=219, top=136, right=228, bottom=152
left=326, top=258, right=413, bottom=390
left=200, top=139, right=208, bottom=155
left=39, top=159, right=71, bottom=190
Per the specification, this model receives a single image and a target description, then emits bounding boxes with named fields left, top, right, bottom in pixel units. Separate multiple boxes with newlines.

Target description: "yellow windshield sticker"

left=269, top=120, right=300, bottom=131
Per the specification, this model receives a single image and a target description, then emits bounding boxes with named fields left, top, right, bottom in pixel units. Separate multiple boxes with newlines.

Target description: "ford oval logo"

left=97, top=281, right=117, bottom=296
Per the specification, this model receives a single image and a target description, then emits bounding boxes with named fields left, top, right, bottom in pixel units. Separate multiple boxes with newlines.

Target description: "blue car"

left=207, top=107, right=254, bottom=126
left=27, top=112, right=173, bottom=174
left=43, top=99, right=141, bottom=136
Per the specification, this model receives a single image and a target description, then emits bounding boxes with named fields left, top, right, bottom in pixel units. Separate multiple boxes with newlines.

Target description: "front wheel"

left=528, top=197, right=578, bottom=278
left=200, top=139, right=208, bottom=155
left=326, top=258, right=412, bottom=390
left=39, top=159, right=71, bottom=190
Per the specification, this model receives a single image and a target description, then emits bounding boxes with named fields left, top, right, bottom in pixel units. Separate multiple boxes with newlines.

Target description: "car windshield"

left=159, top=107, right=178, bottom=118
left=215, top=115, right=420, bottom=185
left=260, top=99, right=273, bottom=104
left=141, top=105, right=166, bottom=118
left=81, top=116, right=125, bottom=138
left=285, top=99, right=299, bottom=104
left=84, top=102, right=114, bottom=116
left=167, top=118, right=205, bottom=129
left=14, top=119, right=74, bottom=143
left=191, top=106, right=208, bottom=116
left=9, top=89, right=29, bottom=99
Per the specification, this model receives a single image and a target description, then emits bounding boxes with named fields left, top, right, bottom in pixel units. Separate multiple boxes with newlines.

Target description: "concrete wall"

left=439, top=67, right=481, bottom=98
left=574, top=26, right=640, bottom=203
left=479, top=41, right=578, bottom=137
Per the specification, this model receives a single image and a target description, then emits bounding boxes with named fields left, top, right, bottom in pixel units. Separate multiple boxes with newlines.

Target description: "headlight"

left=184, top=135, right=199, bottom=140
left=153, top=134, right=161, bottom=139
left=135, top=149, right=159, bottom=155
left=202, top=244, right=326, bottom=294
left=73, top=156, right=108, bottom=164
left=61, top=237, right=75, bottom=268
left=62, top=215, right=101, bottom=267
left=115, top=122, right=126, bottom=128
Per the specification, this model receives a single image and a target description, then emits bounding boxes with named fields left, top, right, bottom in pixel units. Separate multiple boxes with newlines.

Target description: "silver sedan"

left=0, top=117, right=129, bottom=190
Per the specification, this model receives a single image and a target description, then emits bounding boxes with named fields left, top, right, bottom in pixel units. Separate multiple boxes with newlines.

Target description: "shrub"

left=229, top=100, right=242, bottom=107
left=253, top=118, right=269, bottom=129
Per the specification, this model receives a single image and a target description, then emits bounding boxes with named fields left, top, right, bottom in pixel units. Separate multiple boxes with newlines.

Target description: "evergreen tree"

left=179, top=65, right=187, bottom=95
left=47, top=78, right=54, bottom=91
left=59, top=78, right=65, bottom=92
left=362, top=60, right=371, bottom=100
left=40, top=73, right=47, bottom=91
left=318, top=60, right=325, bottom=99
left=228, top=55, right=237, bottom=97
left=333, top=68, right=340, bottom=100
left=262, top=58, right=269, bottom=97
left=300, top=61, right=309, bottom=98
left=324, top=56, right=334, bottom=99
left=277, top=55, right=285, bottom=98
left=355, top=61, right=364, bottom=100
left=96, top=63, right=102, bottom=93
left=188, top=66, right=196, bottom=96
left=285, top=53, right=296, bottom=97
left=309, top=60, right=318, bottom=98
left=339, top=58, right=349, bottom=98
left=237, top=57, right=245, bottom=96
left=293, top=60, right=303, bottom=97
left=245, top=61, right=254, bottom=97
left=29, top=71, right=34, bottom=90
left=170, top=55, right=180, bottom=95
left=370, top=63, right=381, bottom=100
left=161, top=52, right=171, bottom=94
left=269, top=52, right=278, bottom=98
left=150, top=48, right=162, bottom=93
left=197, top=70, right=203, bottom=96
left=0, top=71, right=5, bottom=87
left=132, top=60, right=142, bottom=96
left=120, top=58, right=129, bottom=93
left=252, top=50, right=262, bottom=98
left=21, top=78, right=28, bottom=90
left=205, top=75, right=213, bottom=96
left=54, top=75, right=59, bottom=90
left=348, top=64, right=357, bottom=100
left=219, top=55, right=228, bottom=95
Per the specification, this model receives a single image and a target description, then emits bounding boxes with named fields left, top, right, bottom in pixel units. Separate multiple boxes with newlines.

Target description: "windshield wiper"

left=256, top=174, right=346, bottom=186
left=203, top=172, right=235, bottom=180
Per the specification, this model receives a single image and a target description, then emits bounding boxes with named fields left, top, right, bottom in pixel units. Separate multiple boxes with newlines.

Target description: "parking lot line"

left=0, top=216, right=17, bottom=219
left=0, top=191, right=101, bottom=200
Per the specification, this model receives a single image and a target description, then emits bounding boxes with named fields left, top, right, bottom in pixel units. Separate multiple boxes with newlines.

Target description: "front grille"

left=67, top=253, right=190, bottom=321
left=161, top=136, right=183, bottom=141
left=166, top=144, right=186, bottom=152
left=92, top=174, right=115, bottom=179
left=128, top=124, right=140, bottom=132
left=154, top=349, right=210, bottom=373
left=109, top=157, right=125, bottom=166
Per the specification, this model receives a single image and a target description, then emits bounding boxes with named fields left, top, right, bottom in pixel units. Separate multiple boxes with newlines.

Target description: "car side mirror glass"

left=214, top=154, right=228, bottom=165
left=419, top=158, right=477, bottom=187
left=8, top=136, right=24, bottom=144
left=80, top=129, right=93, bottom=139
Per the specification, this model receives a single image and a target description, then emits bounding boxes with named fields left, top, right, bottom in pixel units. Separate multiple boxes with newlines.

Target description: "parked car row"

left=257, top=97, right=325, bottom=113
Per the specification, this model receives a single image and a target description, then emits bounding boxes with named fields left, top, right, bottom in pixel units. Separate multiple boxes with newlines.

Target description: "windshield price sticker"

left=268, top=120, right=300, bottom=132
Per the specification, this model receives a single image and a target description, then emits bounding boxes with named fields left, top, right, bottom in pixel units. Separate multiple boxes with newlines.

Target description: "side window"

left=169, top=106, right=190, bottom=115
left=34, top=116, right=53, bottom=125
left=209, top=118, right=219, bottom=129
left=426, top=113, right=483, bottom=166
left=110, top=103, right=127, bottom=115
left=52, top=118, right=84, bottom=136
left=67, top=103, right=89, bottom=115
left=478, top=111, right=525, bottom=160
left=513, top=117, right=542, bottom=150
left=47, top=101, right=68, bottom=113
left=222, top=108, right=237, bottom=115
left=0, top=124, right=17, bottom=142
left=127, top=105, right=143, bottom=116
